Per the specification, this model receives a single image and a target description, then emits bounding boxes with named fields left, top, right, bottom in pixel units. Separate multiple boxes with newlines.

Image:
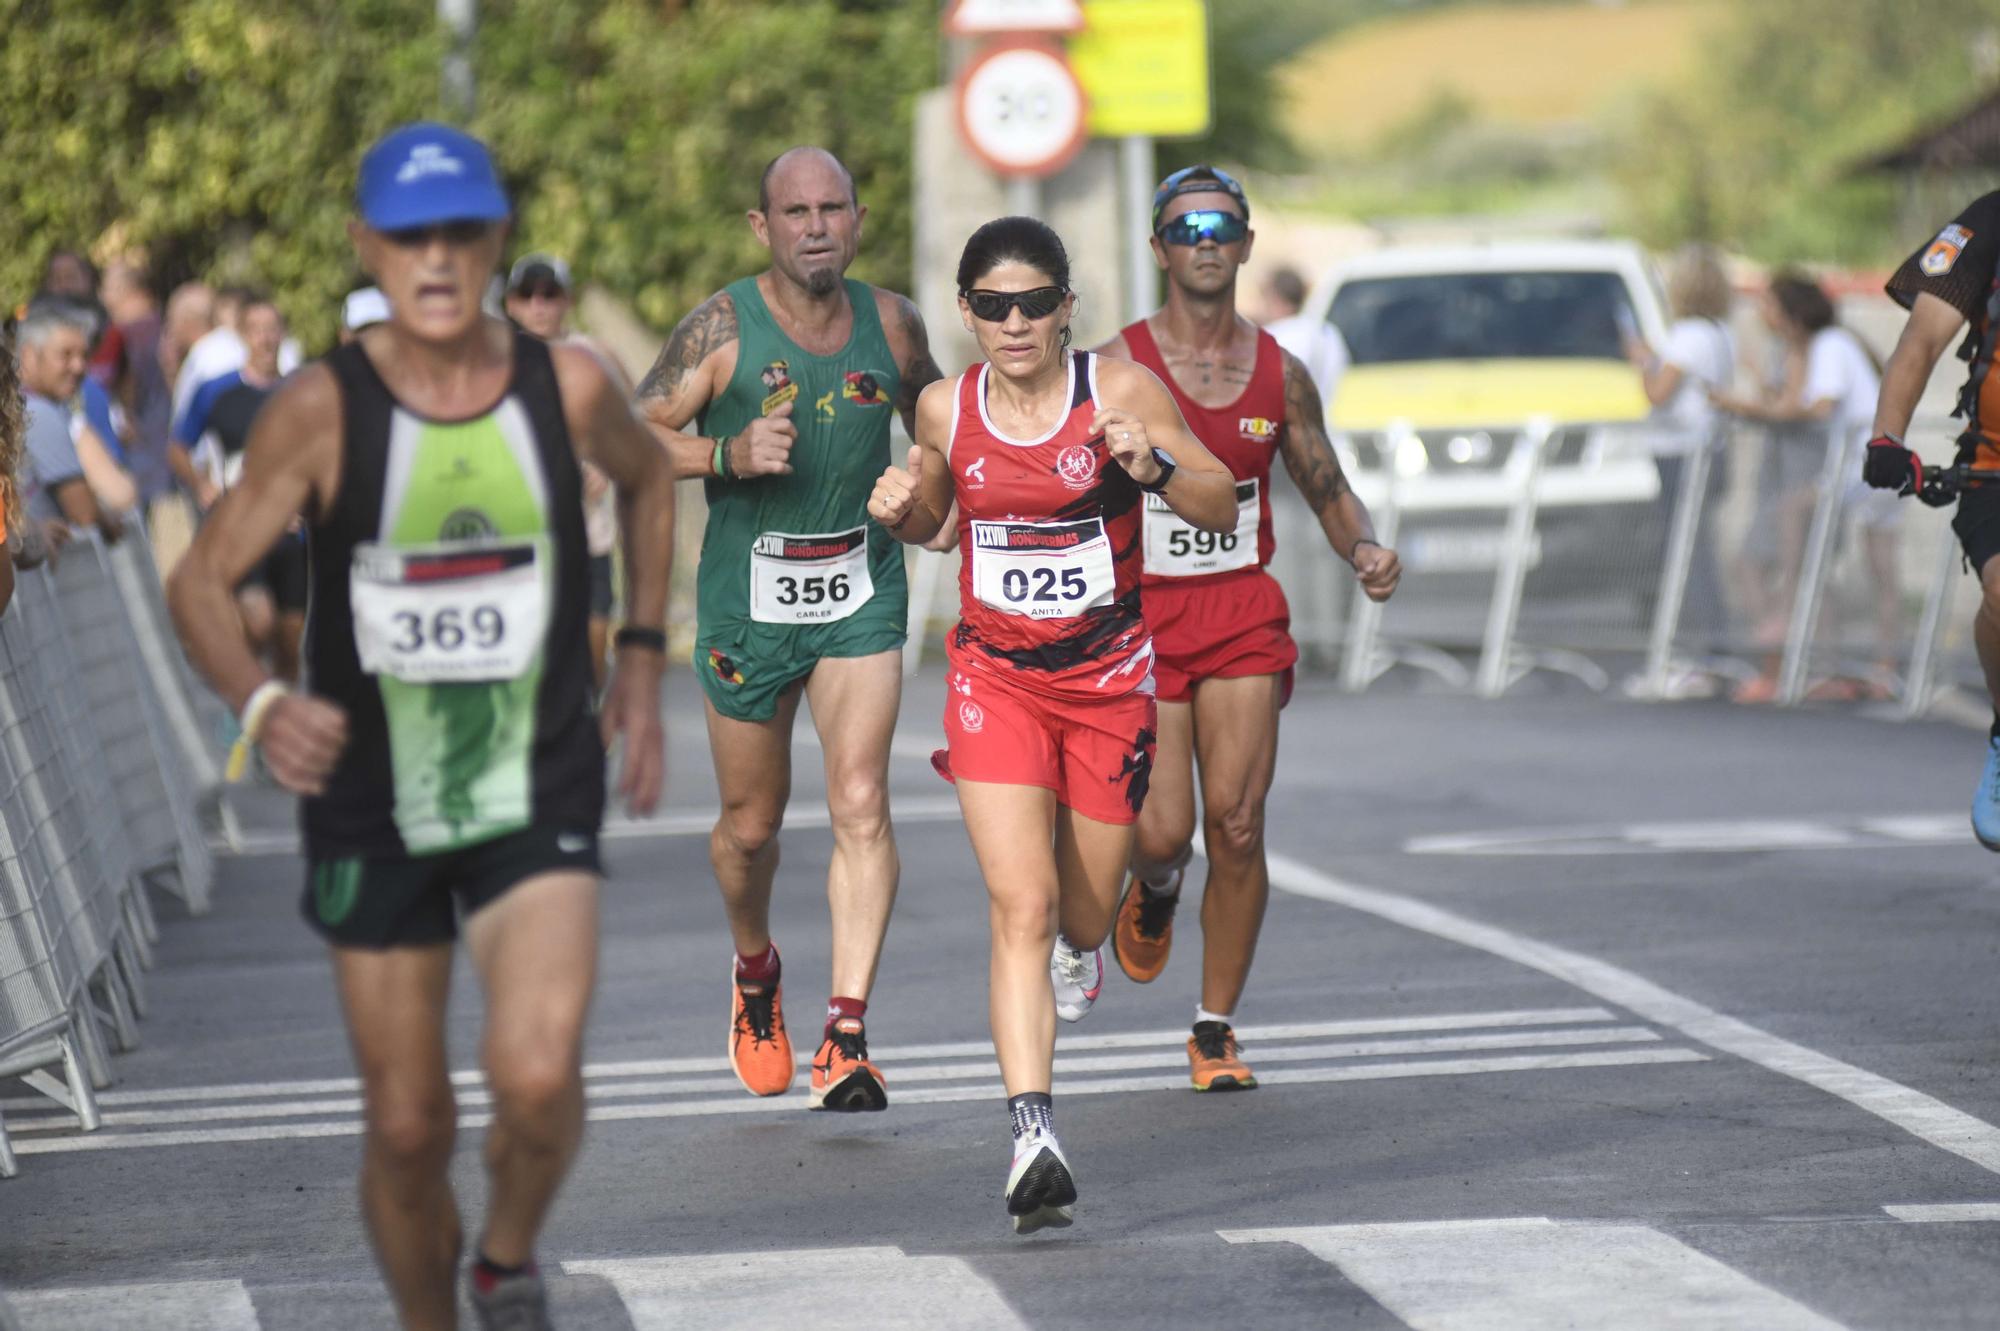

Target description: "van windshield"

left=1328, top=270, right=1631, bottom=365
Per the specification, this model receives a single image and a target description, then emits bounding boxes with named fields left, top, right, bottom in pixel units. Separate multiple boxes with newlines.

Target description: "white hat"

left=342, top=286, right=391, bottom=332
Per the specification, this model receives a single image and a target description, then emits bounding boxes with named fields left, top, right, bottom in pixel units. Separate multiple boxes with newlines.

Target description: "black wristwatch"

left=1137, top=447, right=1177, bottom=494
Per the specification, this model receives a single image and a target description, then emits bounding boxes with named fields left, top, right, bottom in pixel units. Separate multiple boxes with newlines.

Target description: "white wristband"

left=226, top=681, right=290, bottom=784
left=239, top=680, right=290, bottom=741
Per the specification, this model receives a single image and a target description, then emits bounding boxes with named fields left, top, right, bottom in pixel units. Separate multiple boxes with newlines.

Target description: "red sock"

left=472, top=1253, right=535, bottom=1294
left=734, top=944, right=780, bottom=983
left=826, top=995, right=867, bottom=1034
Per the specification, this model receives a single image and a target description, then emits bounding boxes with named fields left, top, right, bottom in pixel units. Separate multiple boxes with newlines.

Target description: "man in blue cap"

left=169, top=122, right=678, bottom=1331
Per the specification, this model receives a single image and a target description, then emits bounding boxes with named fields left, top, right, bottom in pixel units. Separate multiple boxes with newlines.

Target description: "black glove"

left=1862, top=437, right=1920, bottom=494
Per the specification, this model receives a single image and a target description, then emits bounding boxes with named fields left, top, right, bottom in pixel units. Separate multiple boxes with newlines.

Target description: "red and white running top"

left=944, top=350, right=1153, bottom=699
left=1119, top=318, right=1286, bottom=587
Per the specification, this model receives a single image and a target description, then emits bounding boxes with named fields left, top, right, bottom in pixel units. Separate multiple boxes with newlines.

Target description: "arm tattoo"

left=636, top=291, right=737, bottom=403
left=891, top=295, right=945, bottom=438
left=1278, top=352, right=1351, bottom=513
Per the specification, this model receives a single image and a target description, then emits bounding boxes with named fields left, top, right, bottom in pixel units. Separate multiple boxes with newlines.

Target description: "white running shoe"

left=1005, top=1127, right=1077, bottom=1234
left=1050, top=935, right=1103, bottom=1023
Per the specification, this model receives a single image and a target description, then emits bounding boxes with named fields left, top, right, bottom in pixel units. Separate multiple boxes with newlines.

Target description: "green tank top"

left=694, top=276, right=907, bottom=646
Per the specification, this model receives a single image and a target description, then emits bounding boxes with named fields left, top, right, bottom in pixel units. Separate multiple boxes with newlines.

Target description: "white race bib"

left=970, top=517, right=1115, bottom=619
left=351, top=539, right=546, bottom=683
left=749, top=526, right=874, bottom=625
left=1143, top=479, right=1259, bottom=577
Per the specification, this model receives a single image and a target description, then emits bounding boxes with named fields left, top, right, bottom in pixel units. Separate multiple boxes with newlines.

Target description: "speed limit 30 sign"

left=955, top=41, right=1088, bottom=179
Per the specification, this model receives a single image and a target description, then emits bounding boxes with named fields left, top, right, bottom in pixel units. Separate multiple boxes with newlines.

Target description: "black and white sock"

left=1008, top=1091, right=1054, bottom=1142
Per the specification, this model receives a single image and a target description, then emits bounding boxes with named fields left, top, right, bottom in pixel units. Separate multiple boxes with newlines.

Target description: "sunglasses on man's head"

left=381, top=220, right=493, bottom=248
left=1155, top=210, right=1248, bottom=248
left=962, top=286, right=1067, bottom=322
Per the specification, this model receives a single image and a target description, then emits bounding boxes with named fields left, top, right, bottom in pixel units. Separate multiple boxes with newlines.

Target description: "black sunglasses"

left=962, top=286, right=1067, bottom=322
left=382, top=220, right=493, bottom=248
left=513, top=283, right=566, bottom=301
left=1155, top=210, right=1248, bottom=248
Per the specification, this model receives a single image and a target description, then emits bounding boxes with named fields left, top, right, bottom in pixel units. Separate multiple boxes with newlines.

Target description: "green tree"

left=0, top=0, right=445, bottom=348
left=1613, top=0, right=2000, bottom=263
left=0, top=0, right=937, bottom=348
left=472, top=0, right=936, bottom=333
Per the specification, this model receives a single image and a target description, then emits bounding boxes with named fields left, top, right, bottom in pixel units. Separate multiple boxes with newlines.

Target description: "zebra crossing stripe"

left=1220, top=1219, right=1845, bottom=1330
left=566, top=1248, right=1026, bottom=1331
left=8, top=1279, right=260, bottom=1331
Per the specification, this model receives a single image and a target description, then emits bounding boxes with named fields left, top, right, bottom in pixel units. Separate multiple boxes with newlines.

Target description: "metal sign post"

left=1069, top=1, right=1211, bottom=322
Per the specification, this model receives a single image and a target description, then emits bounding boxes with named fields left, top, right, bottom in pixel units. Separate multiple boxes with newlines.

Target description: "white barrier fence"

left=0, top=527, right=224, bottom=1178
left=903, top=412, right=1976, bottom=718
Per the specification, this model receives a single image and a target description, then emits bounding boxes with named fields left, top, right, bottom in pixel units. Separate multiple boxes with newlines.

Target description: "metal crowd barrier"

left=0, top=528, right=229, bottom=1178
left=884, top=409, right=1977, bottom=723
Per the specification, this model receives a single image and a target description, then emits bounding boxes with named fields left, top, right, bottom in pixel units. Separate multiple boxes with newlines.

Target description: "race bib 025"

left=970, top=517, right=1116, bottom=619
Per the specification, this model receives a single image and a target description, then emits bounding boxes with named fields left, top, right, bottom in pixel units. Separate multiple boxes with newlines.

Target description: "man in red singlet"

left=869, top=217, right=1235, bottom=1233
left=1096, top=166, right=1401, bottom=1093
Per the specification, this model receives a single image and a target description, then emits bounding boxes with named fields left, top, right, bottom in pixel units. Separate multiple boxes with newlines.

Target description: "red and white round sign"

left=955, top=41, right=1088, bottom=180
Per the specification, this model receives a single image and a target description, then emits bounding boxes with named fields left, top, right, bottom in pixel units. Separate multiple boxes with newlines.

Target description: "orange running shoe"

left=1112, top=871, right=1179, bottom=983
left=729, top=968, right=794, bottom=1097
left=1187, top=1020, right=1258, bottom=1092
left=810, top=1016, right=888, bottom=1112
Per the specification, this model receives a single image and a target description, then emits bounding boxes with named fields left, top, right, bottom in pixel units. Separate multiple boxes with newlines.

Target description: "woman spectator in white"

left=1714, top=272, right=1894, bottom=701
left=1624, top=244, right=1736, bottom=696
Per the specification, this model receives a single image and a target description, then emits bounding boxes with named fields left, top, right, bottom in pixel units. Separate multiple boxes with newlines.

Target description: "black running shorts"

left=1954, top=482, right=2000, bottom=575
left=301, top=823, right=601, bottom=948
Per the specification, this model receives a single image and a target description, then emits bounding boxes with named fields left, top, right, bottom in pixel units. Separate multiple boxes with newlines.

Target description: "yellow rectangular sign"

left=1068, top=0, right=1211, bottom=139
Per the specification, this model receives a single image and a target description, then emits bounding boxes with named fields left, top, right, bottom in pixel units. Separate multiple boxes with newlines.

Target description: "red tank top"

left=1119, top=319, right=1286, bottom=587
left=945, top=351, right=1152, bottom=699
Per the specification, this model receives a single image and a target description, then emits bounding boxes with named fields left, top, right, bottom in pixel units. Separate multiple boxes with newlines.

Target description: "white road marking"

left=8, top=1279, right=261, bottom=1330
left=1220, top=1219, right=1844, bottom=1330
left=3, top=1027, right=1670, bottom=1134
left=1882, top=1202, right=2000, bottom=1222
left=566, top=1248, right=1026, bottom=1331
left=1258, top=848, right=2000, bottom=1179
left=10, top=1048, right=1703, bottom=1156
left=1405, top=813, right=1969, bottom=857
left=0, top=1006, right=1618, bottom=1113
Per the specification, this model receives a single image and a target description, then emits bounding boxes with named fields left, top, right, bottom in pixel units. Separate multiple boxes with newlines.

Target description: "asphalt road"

left=4, top=667, right=2000, bottom=1329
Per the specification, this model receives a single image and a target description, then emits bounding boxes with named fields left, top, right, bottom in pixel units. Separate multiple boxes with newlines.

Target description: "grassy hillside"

left=1282, top=0, right=1722, bottom=155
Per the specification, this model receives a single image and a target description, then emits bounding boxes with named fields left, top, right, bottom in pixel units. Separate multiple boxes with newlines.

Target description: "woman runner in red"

left=869, top=218, right=1235, bottom=1232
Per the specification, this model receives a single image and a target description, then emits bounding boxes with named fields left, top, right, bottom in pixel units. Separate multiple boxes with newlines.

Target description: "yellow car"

left=1309, top=240, right=1669, bottom=603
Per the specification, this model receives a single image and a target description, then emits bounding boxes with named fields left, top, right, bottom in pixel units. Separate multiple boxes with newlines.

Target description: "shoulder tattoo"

left=1279, top=351, right=1351, bottom=512
left=636, top=291, right=737, bottom=402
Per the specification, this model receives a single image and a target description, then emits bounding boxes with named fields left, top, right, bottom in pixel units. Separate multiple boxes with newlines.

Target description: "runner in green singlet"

left=169, top=123, right=676, bottom=1331
left=638, top=146, right=943, bottom=1111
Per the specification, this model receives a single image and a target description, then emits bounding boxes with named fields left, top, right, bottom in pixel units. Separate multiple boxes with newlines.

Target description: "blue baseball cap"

left=356, top=123, right=510, bottom=231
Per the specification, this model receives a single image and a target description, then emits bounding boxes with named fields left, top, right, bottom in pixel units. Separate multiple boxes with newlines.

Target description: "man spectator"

left=1261, top=263, right=1349, bottom=409
left=101, top=260, right=178, bottom=511
left=160, top=282, right=216, bottom=389
left=505, top=252, right=627, bottom=687
left=170, top=283, right=302, bottom=428
left=15, top=300, right=120, bottom=550
left=149, top=281, right=217, bottom=578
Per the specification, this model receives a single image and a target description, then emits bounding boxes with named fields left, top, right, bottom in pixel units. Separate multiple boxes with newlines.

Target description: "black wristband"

left=614, top=626, right=668, bottom=653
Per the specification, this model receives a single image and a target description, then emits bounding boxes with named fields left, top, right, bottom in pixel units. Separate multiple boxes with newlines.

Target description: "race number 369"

left=351, top=539, right=546, bottom=683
